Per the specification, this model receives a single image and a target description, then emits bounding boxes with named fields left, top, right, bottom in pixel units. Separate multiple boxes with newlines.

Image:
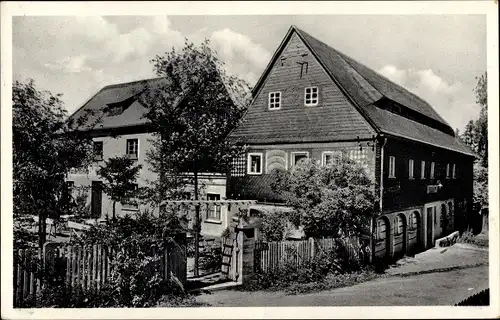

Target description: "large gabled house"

left=66, top=77, right=232, bottom=237
left=227, top=25, right=475, bottom=260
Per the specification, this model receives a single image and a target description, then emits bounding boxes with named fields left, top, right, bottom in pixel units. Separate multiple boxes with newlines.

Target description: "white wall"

left=67, top=132, right=228, bottom=228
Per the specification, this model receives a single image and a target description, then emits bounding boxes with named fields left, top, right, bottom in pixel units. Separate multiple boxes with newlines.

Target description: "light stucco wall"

left=67, top=132, right=228, bottom=234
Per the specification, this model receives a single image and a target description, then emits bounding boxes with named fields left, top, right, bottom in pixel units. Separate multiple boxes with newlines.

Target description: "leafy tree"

left=473, top=162, right=488, bottom=208
left=461, top=120, right=477, bottom=151
left=460, top=72, right=488, bottom=211
left=474, top=72, right=488, bottom=168
left=139, top=38, right=250, bottom=275
left=271, top=158, right=377, bottom=238
left=13, top=79, right=95, bottom=248
left=97, top=155, right=143, bottom=220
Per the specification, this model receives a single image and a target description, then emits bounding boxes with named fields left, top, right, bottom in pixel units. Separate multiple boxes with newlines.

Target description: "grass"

left=283, top=268, right=380, bottom=295
left=457, top=229, right=489, bottom=247
left=239, top=266, right=380, bottom=295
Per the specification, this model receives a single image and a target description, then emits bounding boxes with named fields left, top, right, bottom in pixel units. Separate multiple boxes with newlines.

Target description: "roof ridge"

left=102, top=76, right=166, bottom=90
left=336, top=50, right=449, bottom=124
left=294, top=25, right=452, bottom=131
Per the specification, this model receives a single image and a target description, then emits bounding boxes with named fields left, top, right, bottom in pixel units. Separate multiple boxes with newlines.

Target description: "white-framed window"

left=408, top=159, right=414, bottom=179
left=291, top=151, right=309, bottom=167
left=93, top=141, right=103, bottom=161
left=322, top=151, right=342, bottom=166
left=206, top=193, right=221, bottom=221
left=122, top=183, right=139, bottom=210
left=394, top=215, right=404, bottom=236
left=452, top=164, right=456, bottom=179
left=388, top=156, right=396, bottom=178
left=446, top=163, right=450, bottom=178
left=421, top=160, right=426, bottom=179
left=430, top=162, right=435, bottom=179
left=247, top=153, right=263, bottom=175
left=304, top=87, right=319, bottom=106
left=268, top=91, right=282, bottom=110
left=126, top=139, right=139, bottom=160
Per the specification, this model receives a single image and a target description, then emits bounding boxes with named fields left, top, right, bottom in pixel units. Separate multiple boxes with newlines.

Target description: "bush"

left=62, top=209, right=190, bottom=307
left=199, top=244, right=222, bottom=274
left=270, top=158, right=377, bottom=239
left=253, top=209, right=290, bottom=241
left=243, top=242, right=363, bottom=292
left=457, top=229, right=488, bottom=247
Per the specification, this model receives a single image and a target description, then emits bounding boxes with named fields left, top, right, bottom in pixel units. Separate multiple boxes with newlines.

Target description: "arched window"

left=394, top=215, right=404, bottom=235
left=377, top=219, right=387, bottom=241
left=409, top=211, right=419, bottom=231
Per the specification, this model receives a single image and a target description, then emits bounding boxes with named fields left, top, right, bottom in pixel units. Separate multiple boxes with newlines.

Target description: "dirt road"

left=196, top=265, right=488, bottom=306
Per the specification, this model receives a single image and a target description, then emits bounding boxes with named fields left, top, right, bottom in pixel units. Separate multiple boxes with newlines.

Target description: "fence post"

left=309, top=237, right=315, bottom=259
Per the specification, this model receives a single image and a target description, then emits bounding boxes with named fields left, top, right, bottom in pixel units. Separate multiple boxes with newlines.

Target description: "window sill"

left=205, top=219, right=222, bottom=225
left=122, top=207, right=139, bottom=212
left=388, top=176, right=396, bottom=179
left=247, top=172, right=262, bottom=176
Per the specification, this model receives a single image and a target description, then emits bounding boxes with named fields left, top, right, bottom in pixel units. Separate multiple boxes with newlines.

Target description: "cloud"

left=210, top=28, right=271, bottom=85
left=378, top=64, right=480, bottom=131
left=14, top=16, right=273, bottom=113
left=44, top=55, right=92, bottom=73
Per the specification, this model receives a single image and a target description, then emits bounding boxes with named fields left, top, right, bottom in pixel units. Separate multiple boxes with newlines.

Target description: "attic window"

left=304, top=87, right=318, bottom=106
left=268, top=92, right=281, bottom=110
left=105, top=96, right=135, bottom=116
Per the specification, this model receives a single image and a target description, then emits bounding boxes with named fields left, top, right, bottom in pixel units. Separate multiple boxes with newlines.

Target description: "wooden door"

left=91, top=181, right=102, bottom=218
left=426, top=207, right=433, bottom=248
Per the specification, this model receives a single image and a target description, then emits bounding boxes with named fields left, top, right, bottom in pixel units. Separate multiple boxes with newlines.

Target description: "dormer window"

left=268, top=92, right=281, bottom=110
left=105, top=96, right=135, bottom=116
left=304, top=87, right=319, bottom=106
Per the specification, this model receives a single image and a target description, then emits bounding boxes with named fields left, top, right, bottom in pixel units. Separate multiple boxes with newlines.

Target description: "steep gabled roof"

left=245, top=25, right=474, bottom=156
left=68, top=77, right=168, bottom=131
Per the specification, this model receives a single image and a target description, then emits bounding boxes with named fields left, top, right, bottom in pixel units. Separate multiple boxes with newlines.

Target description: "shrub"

left=62, top=209, right=190, bottom=307
left=244, top=242, right=362, bottom=292
left=270, top=158, right=377, bottom=238
left=253, top=209, right=289, bottom=241
left=457, top=229, right=476, bottom=244
left=199, top=244, right=222, bottom=273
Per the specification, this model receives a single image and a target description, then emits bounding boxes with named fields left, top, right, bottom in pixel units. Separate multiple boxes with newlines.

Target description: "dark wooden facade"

left=227, top=25, right=476, bottom=260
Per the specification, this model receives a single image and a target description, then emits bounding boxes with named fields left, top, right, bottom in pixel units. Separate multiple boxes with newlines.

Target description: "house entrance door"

left=426, top=207, right=433, bottom=248
left=91, top=181, right=103, bottom=218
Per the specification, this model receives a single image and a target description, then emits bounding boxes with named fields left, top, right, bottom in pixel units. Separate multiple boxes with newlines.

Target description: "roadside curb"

left=387, top=263, right=488, bottom=278
left=454, top=242, right=489, bottom=252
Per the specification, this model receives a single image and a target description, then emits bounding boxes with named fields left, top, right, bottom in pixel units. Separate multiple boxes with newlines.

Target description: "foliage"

left=252, top=209, right=290, bottom=241
left=461, top=72, right=487, bottom=167
left=270, top=158, right=377, bottom=238
left=13, top=216, right=38, bottom=249
left=67, top=210, right=189, bottom=307
left=138, top=38, right=251, bottom=206
left=460, top=72, right=488, bottom=210
left=97, top=155, right=143, bottom=219
left=473, top=162, right=488, bottom=208
left=13, top=79, right=96, bottom=246
left=243, top=244, right=369, bottom=293
left=199, top=244, right=222, bottom=273
left=457, top=229, right=488, bottom=247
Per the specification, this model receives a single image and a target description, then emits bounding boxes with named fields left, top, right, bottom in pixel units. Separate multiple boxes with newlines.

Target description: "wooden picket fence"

left=254, top=237, right=361, bottom=273
left=14, top=241, right=187, bottom=307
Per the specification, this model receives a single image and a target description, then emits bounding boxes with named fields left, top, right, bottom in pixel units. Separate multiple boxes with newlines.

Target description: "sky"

left=12, top=15, right=486, bottom=132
